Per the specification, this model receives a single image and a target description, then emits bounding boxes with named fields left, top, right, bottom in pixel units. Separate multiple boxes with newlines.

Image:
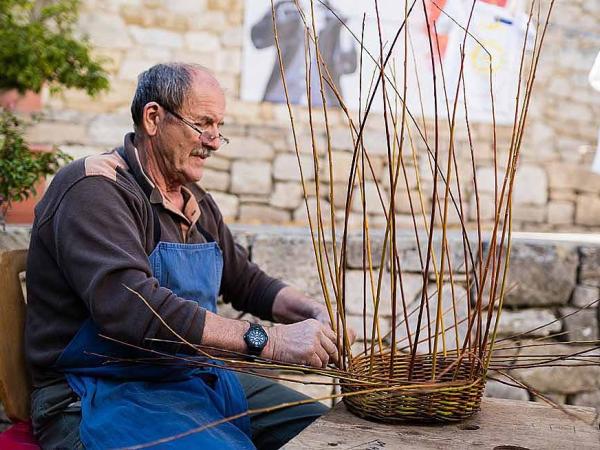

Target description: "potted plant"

left=0, top=109, right=72, bottom=228
left=0, top=0, right=110, bottom=225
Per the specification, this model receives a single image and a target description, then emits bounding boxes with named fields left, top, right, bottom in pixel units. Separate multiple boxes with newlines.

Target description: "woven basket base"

left=341, top=351, right=486, bottom=423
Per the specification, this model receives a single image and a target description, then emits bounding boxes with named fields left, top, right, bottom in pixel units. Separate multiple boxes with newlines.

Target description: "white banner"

left=241, top=0, right=533, bottom=125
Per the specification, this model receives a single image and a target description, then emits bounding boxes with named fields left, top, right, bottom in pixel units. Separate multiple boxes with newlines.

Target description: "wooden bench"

left=284, top=397, right=600, bottom=449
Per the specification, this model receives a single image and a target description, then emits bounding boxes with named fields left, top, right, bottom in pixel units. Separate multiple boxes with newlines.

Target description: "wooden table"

left=284, top=397, right=600, bottom=449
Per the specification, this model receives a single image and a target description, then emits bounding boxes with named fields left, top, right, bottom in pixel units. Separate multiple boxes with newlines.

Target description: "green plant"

left=0, top=108, right=72, bottom=222
left=0, top=0, right=110, bottom=95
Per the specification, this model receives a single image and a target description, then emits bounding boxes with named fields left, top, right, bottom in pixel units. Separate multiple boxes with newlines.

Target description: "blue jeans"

left=31, top=373, right=327, bottom=450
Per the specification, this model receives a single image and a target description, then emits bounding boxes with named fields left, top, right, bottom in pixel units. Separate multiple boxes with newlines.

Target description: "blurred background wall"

left=18, top=0, right=600, bottom=232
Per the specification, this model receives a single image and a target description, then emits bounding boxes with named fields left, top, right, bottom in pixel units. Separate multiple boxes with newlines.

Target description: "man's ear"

left=141, top=102, right=161, bottom=136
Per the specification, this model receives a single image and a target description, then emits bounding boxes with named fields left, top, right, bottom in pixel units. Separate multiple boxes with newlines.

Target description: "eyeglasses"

left=159, top=104, right=230, bottom=146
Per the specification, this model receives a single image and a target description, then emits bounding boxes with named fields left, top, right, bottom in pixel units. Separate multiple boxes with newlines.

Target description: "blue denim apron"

left=55, top=150, right=254, bottom=449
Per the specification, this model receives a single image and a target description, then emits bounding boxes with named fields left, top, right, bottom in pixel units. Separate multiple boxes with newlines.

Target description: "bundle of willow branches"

left=265, top=0, right=563, bottom=423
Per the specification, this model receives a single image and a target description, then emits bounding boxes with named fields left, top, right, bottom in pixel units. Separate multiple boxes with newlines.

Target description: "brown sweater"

left=25, top=133, right=285, bottom=386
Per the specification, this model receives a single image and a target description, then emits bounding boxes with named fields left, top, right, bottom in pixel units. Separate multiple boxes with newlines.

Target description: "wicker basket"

left=341, top=351, right=486, bottom=423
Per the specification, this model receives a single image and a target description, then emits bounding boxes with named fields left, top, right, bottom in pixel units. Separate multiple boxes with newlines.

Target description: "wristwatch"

left=243, top=322, right=269, bottom=356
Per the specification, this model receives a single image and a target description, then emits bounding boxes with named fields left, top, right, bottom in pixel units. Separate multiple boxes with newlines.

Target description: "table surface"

left=284, top=397, right=600, bottom=450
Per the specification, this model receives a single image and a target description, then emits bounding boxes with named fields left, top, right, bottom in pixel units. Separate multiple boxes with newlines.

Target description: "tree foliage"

left=0, top=0, right=110, bottom=95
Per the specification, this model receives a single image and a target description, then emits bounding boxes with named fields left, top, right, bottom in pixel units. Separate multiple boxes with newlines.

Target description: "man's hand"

left=264, top=319, right=339, bottom=368
left=314, top=305, right=357, bottom=346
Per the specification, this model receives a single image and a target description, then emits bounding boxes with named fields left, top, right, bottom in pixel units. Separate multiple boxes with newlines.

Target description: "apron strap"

left=116, top=146, right=217, bottom=245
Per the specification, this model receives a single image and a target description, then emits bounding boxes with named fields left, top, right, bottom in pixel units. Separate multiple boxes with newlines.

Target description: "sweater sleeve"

left=49, top=176, right=206, bottom=348
left=203, top=195, right=287, bottom=320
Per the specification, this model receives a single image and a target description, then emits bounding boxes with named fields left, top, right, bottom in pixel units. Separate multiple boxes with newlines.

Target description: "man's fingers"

left=320, top=332, right=339, bottom=364
left=309, top=350, right=327, bottom=368
left=322, top=325, right=337, bottom=345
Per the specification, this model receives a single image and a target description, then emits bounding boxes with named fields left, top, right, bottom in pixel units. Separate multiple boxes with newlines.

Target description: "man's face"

left=154, top=75, right=226, bottom=185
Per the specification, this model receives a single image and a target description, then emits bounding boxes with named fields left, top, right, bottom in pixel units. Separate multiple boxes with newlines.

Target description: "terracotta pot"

left=0, top=89, right=42, bottom=113
left=3, top=145, right=53, bottom=225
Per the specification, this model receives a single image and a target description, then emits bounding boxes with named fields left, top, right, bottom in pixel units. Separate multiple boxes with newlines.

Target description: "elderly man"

left=25, top=63, right=346, bottom=449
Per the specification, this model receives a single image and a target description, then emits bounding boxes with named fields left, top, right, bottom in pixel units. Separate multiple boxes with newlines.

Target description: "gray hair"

left=130, top=62, right=210, bottom=129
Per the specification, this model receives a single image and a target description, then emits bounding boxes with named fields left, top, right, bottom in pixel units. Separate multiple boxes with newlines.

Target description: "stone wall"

left=1, top=226, right=599, bottom=426
left=21, top=0, right=600, bottom=232
left=222, top=226, right=600, bottom=410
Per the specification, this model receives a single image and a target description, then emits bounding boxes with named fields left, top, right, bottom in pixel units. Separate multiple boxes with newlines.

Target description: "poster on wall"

left=241, top=0, right=532, bottom=125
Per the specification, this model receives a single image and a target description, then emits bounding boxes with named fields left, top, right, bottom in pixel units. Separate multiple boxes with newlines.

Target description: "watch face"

left=247, top=328, right=267, bottom=347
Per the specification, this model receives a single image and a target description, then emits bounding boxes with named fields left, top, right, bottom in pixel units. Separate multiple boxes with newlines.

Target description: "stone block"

left=496, top=309, right=560, bottom=337
left=389, top=189, right=417, bottom=215
left=547, top=200, right=574, bottom=225
left=222, top=138, right=273, bottom=163
left=343, top=270, right=423, bottom=318
left=79, top=12, right=132, bottom=49
left=216, top=49, right=242, bottom=75
left=346, top=231, right=387, bottom=269
left=345, top=313, right=392, bottom=342
left=128, top=26, right=184, bottom=48
left=166, top=0, right=207, bottom=14
left=206, top=154, right=230, bottom=171
left=510, top=204, right=546, bottom=223
left=239, top=194, right=269, bottom=204
left=251, top=232, right=326, bottom=299
left=572, top=391, right=600, bottom=412
left=239, top=204, right=290, bottom=224
left=199, top=169, right=229, bottom=192
left=87, top=113, right=133, bottom=146
left=484, top=378, right=529, bottom=401
left=230, top=161, right=272, bottom=194
left=532, top=393, right=567, bottom=405
left=511, top=343, right=600, bottom=394
left=488, top=240, right=577, bottom=307
left=292, top=198, right=332, bottom=227
left=270, top=182, right=304, bottom=210
left=187, top=11, right=228, bottom=33
left=60, top=145, right=104, bottom=160
left=576, top=195, right=600, bottom=226
left=221, top=26, right=243, bottom=48
left=362, top=129, right=392, bottom=156
left=93, top=79, right=137, bottom=110
left=322, top=182, right=349, bottom=209
left=184, top=31, right=219, bottom=51
left=561, top=307, right=599, bottom=341
left=118, top=58, right=159, bottom=81
left=329, top=127, right=355, bottom=151
left=209, top=191, right=238, bottom=220
left=286, top=127, right=327, bottom=155
left=26, top=121, right=88, bottom=145
left=274, top=154, right=315, bottom=182
left=547, top=162, right=600, bottom=193
left=572, top=285, right=600, bottom=308
left=398, top=233, right=476, bottom=275
left=395, top=283, right=470, bottom=353
left=549, top=189, right=577, bottom=201
left=579, top=246, right=600, bottom=287
left=489, top=340, right=520, bottom=366
left=469, top=192, right=496, bottom=221
left=513, top=165, right=548, bottom=205
left=351, top=181, right=389, bottom=215
left=321, top=151, right=354, bottom=183
left=381, top=164, right=419, bottom=190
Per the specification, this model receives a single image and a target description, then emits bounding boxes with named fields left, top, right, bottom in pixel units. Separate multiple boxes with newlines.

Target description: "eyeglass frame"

left=158, top=103, right=230, bottom=146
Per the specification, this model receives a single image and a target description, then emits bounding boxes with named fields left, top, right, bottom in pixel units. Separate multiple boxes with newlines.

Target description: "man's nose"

left=202, top=126, right=221, bottom=151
